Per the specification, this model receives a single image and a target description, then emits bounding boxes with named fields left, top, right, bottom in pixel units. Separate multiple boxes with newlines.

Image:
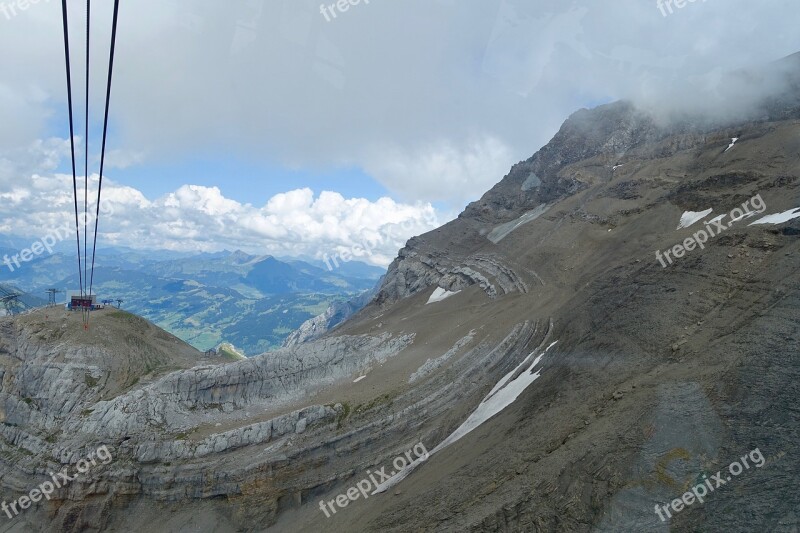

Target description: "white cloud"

left=0, top=138, right=71, bottom=186
left=0, top=141, right=442, bottom=267
left=362, top=136, right=515, bottom=206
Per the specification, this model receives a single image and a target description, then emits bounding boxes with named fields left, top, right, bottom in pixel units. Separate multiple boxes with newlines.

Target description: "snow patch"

left=677, top=209, right=713, bottom=230
left=372, top=340, right=557, bottom=495
left=426, top=287, right=460, bottom=305
left=432, top=340, right=554, bottom=452
left=353, top=375, right=367, bottom=383
left=487, top=203, right=550, bottom=244
left=724, top=137, right=739, bottom=152
left=749, top=207, right=800, bottom=226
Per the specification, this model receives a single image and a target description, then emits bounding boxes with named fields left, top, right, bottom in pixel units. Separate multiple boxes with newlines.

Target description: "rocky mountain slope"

left=0, top=53, right=798, bottom=533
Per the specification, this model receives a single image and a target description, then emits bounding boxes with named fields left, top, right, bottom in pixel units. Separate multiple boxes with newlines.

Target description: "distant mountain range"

left=0, top=246, right=384, bottom=354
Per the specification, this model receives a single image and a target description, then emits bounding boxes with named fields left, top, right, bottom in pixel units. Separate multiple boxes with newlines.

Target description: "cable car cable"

left=83, top=0, right=90, bottom=325
left=60, top=0, right=84, bottom=301
left=89, top=0, right=120, bottom=298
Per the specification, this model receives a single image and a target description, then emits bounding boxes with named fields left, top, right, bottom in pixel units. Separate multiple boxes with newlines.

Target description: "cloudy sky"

left=0, top=0, right=798, bottom=266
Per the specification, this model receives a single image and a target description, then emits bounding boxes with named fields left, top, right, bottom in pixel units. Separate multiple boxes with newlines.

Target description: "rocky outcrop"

left=78, top=332, right=413, bottom=438
left=134, top=404, right=340, bottom=463
left=283, top=285, right=380, bottom=347
left=0, top=307, right=548, bottom=532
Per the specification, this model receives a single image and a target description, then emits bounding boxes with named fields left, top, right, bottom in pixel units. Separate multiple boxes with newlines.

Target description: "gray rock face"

left=372, top=101, right=666, bottom=306
left=375, top=247, right=540, bottom=306
left=282, top=286, right=380, bottom=347
left=462, top=101, right=660, bottom=224
left=78, top=333, right=413, bottom=439
left=521, top=172, right=541, bottom=191
left=0, top=306, right=545, bottom=532
left=133, top=404, right=338, bottom=463
left=0, top=315, right=411, bottom=453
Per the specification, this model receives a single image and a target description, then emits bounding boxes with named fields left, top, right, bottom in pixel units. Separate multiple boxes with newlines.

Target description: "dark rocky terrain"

left=0, top=53, right=798, bottom=532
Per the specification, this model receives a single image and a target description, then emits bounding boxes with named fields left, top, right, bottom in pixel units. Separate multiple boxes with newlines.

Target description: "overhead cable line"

left=89, top=0, right=121, bottom=298
left=60, top=0, right=84, bottom=301
left=60, top=0, right=122, bottom=328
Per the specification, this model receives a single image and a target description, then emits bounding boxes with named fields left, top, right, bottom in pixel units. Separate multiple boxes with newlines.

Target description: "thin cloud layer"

left=0, top=140, right=438, bottom=266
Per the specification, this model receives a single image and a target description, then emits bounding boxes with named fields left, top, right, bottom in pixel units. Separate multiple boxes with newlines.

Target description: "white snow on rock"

left=724, top=137, right=739, bottom=152
left=487, top=203, right=550, bottom=244
left=435, top=338, right=557, bottom=452
left=426, top=287, right=460, bottom=305
left=372, top=340, right=558, bottom=495
left=677, top=209, right=713, bottom=230
left=749, top=207, right=800, bottom=226
left=353, top=375, right=367, bottom=383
